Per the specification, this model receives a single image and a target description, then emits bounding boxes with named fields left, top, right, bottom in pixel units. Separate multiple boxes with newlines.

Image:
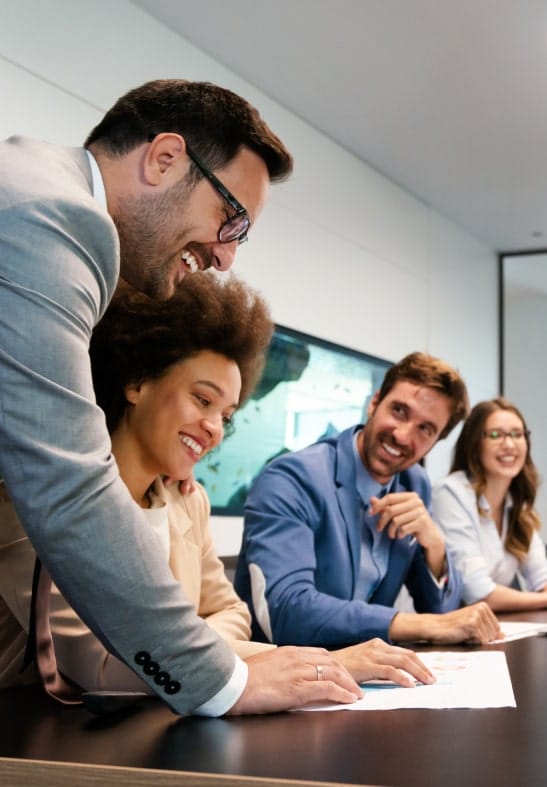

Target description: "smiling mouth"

left=181, top=250, right=199, bottom=273
left=381, top=440, right=403, bottom=459
left=180, top=434, right=203, bottom=456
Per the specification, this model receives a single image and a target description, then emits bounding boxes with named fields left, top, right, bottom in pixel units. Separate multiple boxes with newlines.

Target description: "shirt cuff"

left=425, top=551, right=449, bottom=588
left=428, top=568, right=448, bottom=589
left=427, top=566, right=448, bottom=590
left=193, top=655, right=248, bottom=717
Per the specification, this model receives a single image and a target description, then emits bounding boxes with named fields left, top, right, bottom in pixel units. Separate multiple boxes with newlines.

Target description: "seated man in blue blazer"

left=235, top=352, right=501, bottom=647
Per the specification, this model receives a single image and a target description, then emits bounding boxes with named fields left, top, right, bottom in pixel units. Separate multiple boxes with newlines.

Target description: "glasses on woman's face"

left=482, top=429, right=530, bottom=443
left=185, top=145, right=250, bottom=245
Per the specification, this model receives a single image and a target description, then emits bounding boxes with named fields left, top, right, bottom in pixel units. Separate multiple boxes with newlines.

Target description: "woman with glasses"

left=432, top=397, right=547, bottom=611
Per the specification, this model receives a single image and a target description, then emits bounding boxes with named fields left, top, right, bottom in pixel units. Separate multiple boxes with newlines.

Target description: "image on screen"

left=196, top=325, right=392, bottom=516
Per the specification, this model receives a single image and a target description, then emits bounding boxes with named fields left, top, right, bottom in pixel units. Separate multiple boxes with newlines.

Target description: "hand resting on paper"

left=333, top=638, right=436, bottom=687
left=227, top=646, right=363, bottom=715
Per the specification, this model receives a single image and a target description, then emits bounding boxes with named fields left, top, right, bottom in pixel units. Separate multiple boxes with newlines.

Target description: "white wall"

left=0, top=0, right=499, bottom=555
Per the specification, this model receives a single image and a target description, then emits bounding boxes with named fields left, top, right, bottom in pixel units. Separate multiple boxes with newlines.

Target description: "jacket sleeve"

left=0, top=158, right=235, bottom=713
left=400, top=472, right=462, bottom=612
left=0, top=495, right=149, bottom=692
left=241, top=459, right=397, bottom=646
left=198, top=541, right=275, bottom=659
left=189, top=487, right=255, bottom=646
left=404, top=541, right=462, bottom=612
left=0, top=484, right=262, bottom=692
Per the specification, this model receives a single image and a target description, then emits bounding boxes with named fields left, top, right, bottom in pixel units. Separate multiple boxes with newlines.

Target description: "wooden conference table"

left=1, top=610, right=547, bottom=787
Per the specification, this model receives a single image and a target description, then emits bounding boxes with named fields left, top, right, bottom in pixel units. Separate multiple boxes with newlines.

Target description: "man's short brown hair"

left=377, top=351, right=469, bottom=439
left=85, top=79, right=292, bottom=182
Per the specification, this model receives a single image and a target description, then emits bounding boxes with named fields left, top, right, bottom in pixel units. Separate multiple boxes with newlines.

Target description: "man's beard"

left=361, top=425, right=410, bottom=481
left=113, top=176, right=194, bottom=301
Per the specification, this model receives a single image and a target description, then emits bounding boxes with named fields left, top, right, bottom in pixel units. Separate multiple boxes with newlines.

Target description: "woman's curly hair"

left=90, top=271, right=273, bottom=433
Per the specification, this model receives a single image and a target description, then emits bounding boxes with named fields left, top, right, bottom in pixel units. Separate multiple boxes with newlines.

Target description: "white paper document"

left=491, top=620, right=547, bottom=644
left=298, top=651, right=516, bottom=711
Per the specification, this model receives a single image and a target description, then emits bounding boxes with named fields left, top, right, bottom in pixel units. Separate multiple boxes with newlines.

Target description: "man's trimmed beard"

left=113, top=173, right=195, bottom=301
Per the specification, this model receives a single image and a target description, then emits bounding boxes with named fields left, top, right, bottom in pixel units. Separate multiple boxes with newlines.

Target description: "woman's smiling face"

left=121, top=350, right=241, bottom=482
left=479, top=409, right=528, bottom=484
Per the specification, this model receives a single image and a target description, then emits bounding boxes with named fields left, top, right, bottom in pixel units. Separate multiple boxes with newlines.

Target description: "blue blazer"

left=235, top=426, right=461, bottom=646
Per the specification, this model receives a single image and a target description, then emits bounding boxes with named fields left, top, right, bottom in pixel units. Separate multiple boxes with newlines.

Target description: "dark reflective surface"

left=2, top=614, right=547, bottom=787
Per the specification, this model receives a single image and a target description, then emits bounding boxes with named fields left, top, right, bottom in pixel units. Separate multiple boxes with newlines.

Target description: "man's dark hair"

left=85, top=79, right=292, bottom=181
left=377, top=351, right=469, bottom=439
left=90, top=271, right=273, bottom=434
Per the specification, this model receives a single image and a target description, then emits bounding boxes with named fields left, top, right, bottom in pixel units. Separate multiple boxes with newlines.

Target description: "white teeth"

left=382, top=442, right=402, bottom=457
left=181, top=250, right=198, bottom=273
left=180, top=434, right=203, bottom=454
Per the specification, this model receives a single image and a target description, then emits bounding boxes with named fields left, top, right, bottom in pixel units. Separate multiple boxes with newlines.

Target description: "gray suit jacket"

left=0, top=137, right=235, bottom=713
left=0, top=478, right=270, bottom=690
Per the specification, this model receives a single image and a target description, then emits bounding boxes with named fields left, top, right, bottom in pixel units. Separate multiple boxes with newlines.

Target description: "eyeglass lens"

left=185, top=144, right=250, bottom=244
left=219, top=213, right=250, bottom=244
left=484, top=430, right=528, bottom=441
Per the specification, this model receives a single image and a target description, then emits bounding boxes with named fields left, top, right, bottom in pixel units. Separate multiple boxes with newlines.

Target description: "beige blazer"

left=0, top=479, right=272, bottom=692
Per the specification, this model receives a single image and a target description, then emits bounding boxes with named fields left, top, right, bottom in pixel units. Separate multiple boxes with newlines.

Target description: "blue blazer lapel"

left=333, top=428, right=362, bottom=593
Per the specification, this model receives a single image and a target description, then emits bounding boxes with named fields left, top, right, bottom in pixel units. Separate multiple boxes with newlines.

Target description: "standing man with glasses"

left=0, top=79, right=363, bottom=715
left=432, top=397, right=547, bottom=611
left=235, top=352, right=502, bottom=648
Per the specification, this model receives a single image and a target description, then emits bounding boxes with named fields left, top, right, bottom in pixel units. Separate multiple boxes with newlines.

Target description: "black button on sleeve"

left=154, top=671, right=169, bottom=686
left=135, top=651, right=151, bottom=666
left=144, top=660, right=160, bottom=676
left=165, top=680, right=181, bottom=695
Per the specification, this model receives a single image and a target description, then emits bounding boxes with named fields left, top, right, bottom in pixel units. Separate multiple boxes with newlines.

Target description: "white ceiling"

left=132, top=0, right=547, bottom=255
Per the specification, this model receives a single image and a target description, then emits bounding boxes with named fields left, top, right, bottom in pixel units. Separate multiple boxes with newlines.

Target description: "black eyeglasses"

left=482, top=429, right=530, bottom=442
left=185, top=144, right=250, bottom=245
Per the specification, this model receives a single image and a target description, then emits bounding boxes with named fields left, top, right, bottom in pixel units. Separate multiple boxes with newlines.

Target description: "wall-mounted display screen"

left=197, top=325, right=392, bottom=516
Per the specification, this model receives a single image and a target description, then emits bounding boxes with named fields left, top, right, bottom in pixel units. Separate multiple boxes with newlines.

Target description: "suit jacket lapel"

left=334, top=428, right=362, bottom=593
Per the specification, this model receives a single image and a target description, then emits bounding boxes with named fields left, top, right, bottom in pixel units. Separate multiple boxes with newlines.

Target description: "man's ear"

left=367, top=391, right=380, bottom=418
left=143, top=133, right=187, bottom=186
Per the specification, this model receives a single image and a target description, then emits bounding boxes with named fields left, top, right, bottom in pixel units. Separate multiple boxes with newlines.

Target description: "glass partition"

left=502, top=251, right=547, bottom=538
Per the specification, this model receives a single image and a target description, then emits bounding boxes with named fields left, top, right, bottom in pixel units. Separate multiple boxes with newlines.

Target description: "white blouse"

left=432, top=470, right=547, bottom=604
